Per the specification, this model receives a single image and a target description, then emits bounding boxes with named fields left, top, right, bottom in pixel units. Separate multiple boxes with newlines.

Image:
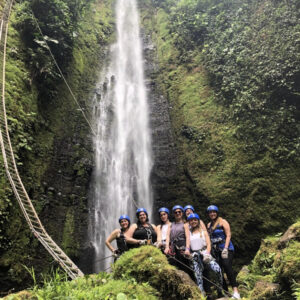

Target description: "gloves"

left=139, top=239, right=147, bottom=245
left=221, top=248, right=228, bottom=259
left=203, top=254, right=212, bottom=264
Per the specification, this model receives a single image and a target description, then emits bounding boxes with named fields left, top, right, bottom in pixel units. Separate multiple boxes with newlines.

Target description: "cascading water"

left=89, top=0, right=153, bottom=272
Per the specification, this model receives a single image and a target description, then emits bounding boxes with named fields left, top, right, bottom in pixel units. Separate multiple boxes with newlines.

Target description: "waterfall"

left=89, top=0, right=153, bottom=272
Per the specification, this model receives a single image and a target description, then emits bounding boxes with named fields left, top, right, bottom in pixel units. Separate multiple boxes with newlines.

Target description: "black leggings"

left=218, top=250, right=237, bottom=289
left=168, top=249, right=195, bottom=280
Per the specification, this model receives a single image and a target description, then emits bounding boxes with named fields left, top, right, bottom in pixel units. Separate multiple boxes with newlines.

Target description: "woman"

left=184, top=204, right=207, bottom=232
left=188, top=213, right=223, bottom=297
left=105, top=215, right=131, bottom=258
left=127, top=208, right=157, bottom=246
left=156, top=207, right=171, bottom=250
left=207, top=205, right=240, bottom=299
left=164, top=205, right=192, bottom=276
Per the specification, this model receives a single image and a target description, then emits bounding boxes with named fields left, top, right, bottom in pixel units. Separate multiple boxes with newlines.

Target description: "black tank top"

left=116, top=230, right=128, bottom=254
left=133, top=223, right=157, bottom=244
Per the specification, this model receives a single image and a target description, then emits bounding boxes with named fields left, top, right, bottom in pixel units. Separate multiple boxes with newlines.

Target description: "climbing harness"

left=145, top=226, right=153, bottom=245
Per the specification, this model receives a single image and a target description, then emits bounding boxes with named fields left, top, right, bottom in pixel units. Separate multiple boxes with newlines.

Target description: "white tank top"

left=190, top=230, right=206, bottom=251
left=161, top=223, right=169, bottom=243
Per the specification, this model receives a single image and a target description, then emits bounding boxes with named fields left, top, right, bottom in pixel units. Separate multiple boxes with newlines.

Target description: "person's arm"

left=207, top=222, right=211, bottom=230
left=105, top=229, right=119, bottom=253
left=152, top=224, right=157, bottom=232
left=200, top=220, right=207, bottom=232
left=125, top=224, right=140, bottom=244
left=222, top=219, right=231, bottom=249
left=184, top=223, right=190, bottom=255
left=203, top=230, right=211, bottom=254
left=156, top=225, right=162, bottom=243
left=164, top=223, right=171, bottom=254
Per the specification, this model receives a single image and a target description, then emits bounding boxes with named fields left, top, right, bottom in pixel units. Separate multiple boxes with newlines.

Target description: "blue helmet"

left=172, top=205, right=184, bottom=212
left=187, top=213, right=200, bottom=221
left=207, top=205, right=219, bottom=213
left=183, top=205, right=195, bottom=213
left=136, top=207, right=148, bottom=217
left=158, top=207, right=170, bottom=215
left=119, top=215, right=131, bottom=223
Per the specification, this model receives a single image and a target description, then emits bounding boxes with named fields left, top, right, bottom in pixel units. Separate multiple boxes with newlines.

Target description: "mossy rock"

left=249, top=280, right=280, bottom=300
left=112, top=246, right=204, bottom=300
left=3, top=291, right=36, bottom=300
left=237, top=221, right=300, bottom=299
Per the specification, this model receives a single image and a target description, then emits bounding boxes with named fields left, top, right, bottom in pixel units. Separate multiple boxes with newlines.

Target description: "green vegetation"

left=1, top=0, right=300, bottom=296
left=237, top=221, right=300, bottom=299
left=3, top=247, right=204, bottom=299
left=113, top=246, right=203, bottom=299
left=0, top=0, right=114, bottom=291
left=140, top=0, right=300, bottom=267
left=4, top=271, right=159, bottom=300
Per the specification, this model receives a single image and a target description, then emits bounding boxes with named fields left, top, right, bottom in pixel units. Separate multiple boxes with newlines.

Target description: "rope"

left=94, top=254, right=115, bottom=263
left=130, top=196, right=138, bottom=209
left=30, top=11, right=96, bottom=136
left=103, top=265, right=112, bottom=272
left=167, top=254, right=232, bottom=297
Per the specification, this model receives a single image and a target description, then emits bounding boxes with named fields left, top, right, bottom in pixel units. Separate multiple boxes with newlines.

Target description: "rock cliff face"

left=0, top=0, right=114, bottom=291
left=142, top=32, right=181, bottom=219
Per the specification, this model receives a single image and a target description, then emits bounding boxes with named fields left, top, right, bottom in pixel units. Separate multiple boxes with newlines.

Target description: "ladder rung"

left=48, top=242, right=58, bottom=248
left=27, top=214, right=39, bottom=222
left=53, top=249, right=62, bottom=255
left=42, top=237, right=53, bottom=244
left=63, top=261, right=73, bottom=267
left=31, top=220, right=41, bottom=226
left=58, top=254, right=68, bottom=260
left=32, top=224, right=43, bottom=232
left=26, top=209, right=37, bottom=216
left=39, top=233, right=48, bottom=239
left=22, top=198, right=32, bottom=205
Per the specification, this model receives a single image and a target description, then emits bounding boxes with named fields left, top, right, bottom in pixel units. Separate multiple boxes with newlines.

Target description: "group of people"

left=105, top=205, right=241, bottom=299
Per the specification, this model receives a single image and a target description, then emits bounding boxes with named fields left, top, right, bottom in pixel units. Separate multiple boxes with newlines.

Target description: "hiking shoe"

left=231, top=292, right=241, bottom=299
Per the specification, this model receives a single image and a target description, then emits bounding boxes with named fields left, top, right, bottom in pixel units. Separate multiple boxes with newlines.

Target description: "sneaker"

left=231, top=292, right=241, bottom=299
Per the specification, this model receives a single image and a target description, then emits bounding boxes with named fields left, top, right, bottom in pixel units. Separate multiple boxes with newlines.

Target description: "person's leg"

left=221, top=251, right=237, bottom=288
left=191, top=252, right=205, bottom=294
left=176, top=251, right=195, bottom=279
left=206, top=259, right=224, bottom=296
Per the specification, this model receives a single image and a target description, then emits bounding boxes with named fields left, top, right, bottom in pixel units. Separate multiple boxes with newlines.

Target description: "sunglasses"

left=174, top=211, right=182, bottom=215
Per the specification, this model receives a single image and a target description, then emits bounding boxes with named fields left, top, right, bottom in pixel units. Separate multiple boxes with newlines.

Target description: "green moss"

left=0, top=0, right=115, bottom=291
left=61, top=209, right=79, bottom=257
left=113, top=246, right=204, bottom=300
left=140, top=0, right=300, bottom=272
left=237, top=222, right=300, bottom=299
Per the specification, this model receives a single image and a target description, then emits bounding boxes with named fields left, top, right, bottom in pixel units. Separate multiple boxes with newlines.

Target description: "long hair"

left=159, top=214, right=169, bottom=225
left=211, top=217, right=223, bottom=231
left=190, top=219, right=201, bottom=232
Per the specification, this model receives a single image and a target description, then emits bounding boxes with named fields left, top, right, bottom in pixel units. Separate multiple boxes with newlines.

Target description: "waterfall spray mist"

left=89, top=0, right=153, bottom=272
